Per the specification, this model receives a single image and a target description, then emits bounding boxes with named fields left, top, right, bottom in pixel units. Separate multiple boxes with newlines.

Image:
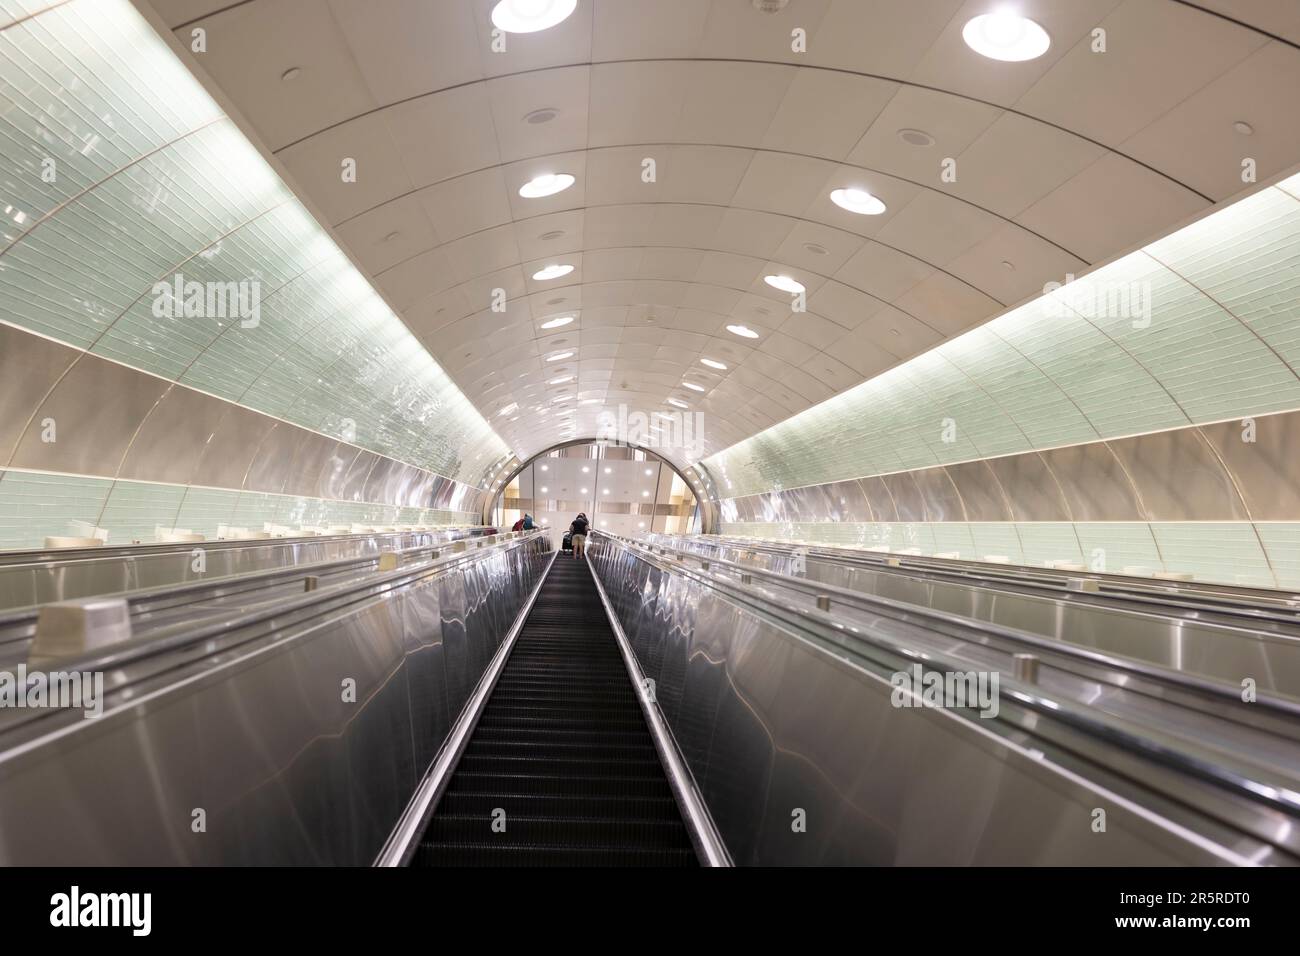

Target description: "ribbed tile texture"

left=415, top=557, right=696, bottom=867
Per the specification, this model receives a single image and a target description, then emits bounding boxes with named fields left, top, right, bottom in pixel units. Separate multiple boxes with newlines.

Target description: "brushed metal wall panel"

left=0, top=323, right=79, bottom=465
left=318, top=445, right=361, bottom=500
left=1041, top=442, right=1144, bottom=521
left=281, top=433, right=342, bottom=498
left=854, top=476, right=890, bottom=522
left=10, top=354, right=169, bottom=477
left=945, top=459, right=1013, bottom=522
left=192, top=404, right=279, bottom=491
left=1109, top=426, right=1248, bottom=521
left=341, top=452, right=380, bottom=503
left=118, top=383, right=230, bottom=486
left=984, top=451, right=1072, bottom=522
left=1200, top=412, right=1300, bottom=520
left=911, top=466, right=965, bottom=522
left=362, top=457, right=398, bottom=505
left=881, top=473, right=925, bottom=522
left=244, top=422, right=306, bottom=495
left=827, top=479, right=873, bottom=522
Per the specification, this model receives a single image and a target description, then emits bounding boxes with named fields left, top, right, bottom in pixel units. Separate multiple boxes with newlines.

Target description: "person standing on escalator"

left=569, top=512, right=589, bottom=559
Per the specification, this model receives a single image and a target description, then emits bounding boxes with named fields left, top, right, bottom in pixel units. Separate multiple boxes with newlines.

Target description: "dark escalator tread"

left=439, top=791, right=683, bottom=820
left=414, top=557, right=698, bottom=867
left=423, top=815, right=693, bottom=849
left=414, top=842, right=697, bottom=867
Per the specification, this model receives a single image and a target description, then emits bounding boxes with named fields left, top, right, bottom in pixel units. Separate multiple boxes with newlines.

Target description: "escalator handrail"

left=591, top=531, right=1300, bottom=823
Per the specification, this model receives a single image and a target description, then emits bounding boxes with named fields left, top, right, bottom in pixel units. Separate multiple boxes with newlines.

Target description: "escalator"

left=413, top=556, right=697, bottom=866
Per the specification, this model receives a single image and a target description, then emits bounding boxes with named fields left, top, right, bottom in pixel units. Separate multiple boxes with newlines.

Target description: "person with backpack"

left=569, top=512, right=589, bottom=559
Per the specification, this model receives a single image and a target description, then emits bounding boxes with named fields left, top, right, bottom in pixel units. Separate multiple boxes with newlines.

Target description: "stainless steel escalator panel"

left=0, top=527, right=492, bottom=612
left=588, top=534, right=1300, bottom=866
left=0, top=534, right=551, bottom=865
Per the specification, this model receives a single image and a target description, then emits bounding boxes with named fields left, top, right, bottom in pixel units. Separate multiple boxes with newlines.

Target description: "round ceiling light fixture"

left=682, top=381, right=706, bottom=392
left=532, top=264, right=574, bottom=281
left=491, top=0, right=577, bottom=34
left=540, top=315, right=574, bottom=329
left=519, top=173, right=575, bottom=198
left=830, top=187, right=887, bottom=215
left=525, top=107, right=560, bottom=125
left=726, top=324, right=760, bottom=339
left=667, top=398, right=689, bottom=409
left=764, top=274, right=805, bottom=295
left=546, top=350, right=575, bottom=362
left=962, top=11, right=1051, bottom=61
left=701, top=358, right=728, bottom=370
left=898, top=128, right=935, bottom=147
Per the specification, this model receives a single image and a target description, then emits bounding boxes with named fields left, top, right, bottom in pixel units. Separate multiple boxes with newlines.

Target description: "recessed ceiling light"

left=962, top=12, right=1050, bottom=61
left=525, top=107, right=560, bottom=125
left=1233, top=120, right=1254, bottom=135
left=540, top=315, right=574, bottom=329
left=582, top=466, right=590, bottom=473
left=641, top=490, right=650, bottom=497
left=898, top=128, right=935, bottom=147
left=701, top=358, right=727, bottom=370
left=538, top=229, right=565, bottom=240
left=726, top=324, right=760, bottom=339
left=546, top=350, right=574, bottom=361
left=498, top=403, right=518, bottom=417
left=381, top=231, right=402, bottom=243
left=580, top=487, right=589, bottom=494
left=491, top=0, right=577, bottom=34
left=644, top=468, right=653, bottom=476
left=602, top=488, right=610, bottom=495
left=667, top=398, right=689, bottom=408
left=580, top=398, right=600, bottom=404
left=519, top=173, right=575, bottom=198
left=281, top=67, right=302, bottom=82
left=802, top=242, right=829, bottom=256
left=830, top=188, right=887, bottom=215
left=540, top=464, right=548, bottom=471
left=552, top=395, right=572, bottom=403
left=540, top=486, right=548, bottom=493
left=549, top=374, right=573, bottom=384
left=604, top=466, right=612, bottom=473
left=764, top=274, right=805, bottom=294
left=532, top=264, right=574, bottom=281
left=682, top=381, right=706, bottom=392
left=1001, top=260, right=1016, bottom=271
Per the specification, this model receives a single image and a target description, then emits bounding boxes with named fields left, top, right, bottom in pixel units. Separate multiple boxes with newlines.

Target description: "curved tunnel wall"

left=0, top=0, right=512, bottom=545
left=704, top=169, right=1300, bottom=588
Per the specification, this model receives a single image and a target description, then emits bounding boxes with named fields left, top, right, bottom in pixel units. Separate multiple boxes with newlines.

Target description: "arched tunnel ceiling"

left=140, top=0, right=1300, bottom=464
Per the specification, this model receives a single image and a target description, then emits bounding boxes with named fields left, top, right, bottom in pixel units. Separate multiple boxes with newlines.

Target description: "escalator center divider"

left=414, top=555, right=697, bottom=866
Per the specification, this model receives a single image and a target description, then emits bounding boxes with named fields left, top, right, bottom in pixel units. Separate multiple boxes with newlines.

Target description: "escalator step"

left=439, top=791, right=682, bottom=820
left=414, top=842, right=696, bottom=867
left=423, top=815, right=693, bottom=849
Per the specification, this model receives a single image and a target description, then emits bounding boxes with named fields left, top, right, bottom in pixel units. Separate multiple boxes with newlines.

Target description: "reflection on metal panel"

left=718, top=410, right=1300, bottom=527
left=0, top=536, right=551, bottom=864
left=589, top=537, right=1246, bottom=864
left=10, top=354, right=169, bottom=477
left=1109, top=426, right=1247, bottom=521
